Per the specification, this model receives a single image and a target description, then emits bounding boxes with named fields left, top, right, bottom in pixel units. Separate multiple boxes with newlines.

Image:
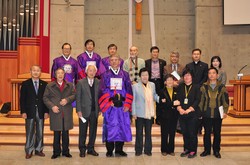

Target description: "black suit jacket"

left=145, top=58, right=166, bottom=81
left=20, top=78, right=49, bottom=119
left=185, top=61, right=208, bottom=86
left=159, top=87, right=179, bottom=119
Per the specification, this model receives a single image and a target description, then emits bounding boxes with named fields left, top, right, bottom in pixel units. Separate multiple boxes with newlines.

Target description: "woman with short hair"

left=132, top=67, right=159, bottom=156
left=176, top=68, right=201, bottom=158
left=210, top=56, right=227, bottom=85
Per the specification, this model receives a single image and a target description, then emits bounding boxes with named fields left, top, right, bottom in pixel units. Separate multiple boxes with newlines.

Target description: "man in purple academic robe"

left=99, top=44, right=124, bottom=75
left=77, top=39, right=102, bottom=79
left=99, top=54, right=133, bottom=157
left=51, top=43, right=78, bottom=84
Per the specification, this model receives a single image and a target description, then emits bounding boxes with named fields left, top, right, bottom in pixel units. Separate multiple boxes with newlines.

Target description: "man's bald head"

left=130, top=46, right=139, bottom=58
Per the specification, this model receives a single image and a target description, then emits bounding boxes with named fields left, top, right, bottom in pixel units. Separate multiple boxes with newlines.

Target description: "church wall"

left=50, top=0, right=250, bottom=83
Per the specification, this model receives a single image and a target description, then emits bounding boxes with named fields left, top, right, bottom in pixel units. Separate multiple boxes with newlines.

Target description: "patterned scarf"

left=129, top=56, right=138, bottom=82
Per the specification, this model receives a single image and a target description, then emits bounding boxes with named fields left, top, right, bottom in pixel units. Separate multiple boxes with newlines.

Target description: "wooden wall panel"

left=18, top=38, right=40, bottom=74
left=0, top=52, right=18, bottom=103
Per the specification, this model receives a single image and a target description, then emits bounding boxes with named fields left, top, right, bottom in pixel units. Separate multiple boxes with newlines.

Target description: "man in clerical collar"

left=123, top=46, right=145, bottom=84
left=51, top=43, right=78, bottom=84
left=77, top=39, right=102, bottom=79
left=163, top=51, right=184, bottom=87
left=145, top=46, right=166, bottom=125
left=99, top=44, right=124, bottom=75
left=99, top=54, right=133, bottom=157
left=185, top=48, right=208, bottom=87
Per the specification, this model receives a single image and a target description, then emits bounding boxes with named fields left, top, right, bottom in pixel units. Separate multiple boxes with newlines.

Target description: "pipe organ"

left=0, top=0, right=50, bottom=113
left=0, top=0, right=39, bottom=50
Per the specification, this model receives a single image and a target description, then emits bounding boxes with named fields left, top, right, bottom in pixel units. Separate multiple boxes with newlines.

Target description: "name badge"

left=184, top=98, right=188, bottom=104
left=63, top=64, right=72, bottom=73
left=86, top=61, right=96, bottom=67
left=110, top=78, right=123, bottom=90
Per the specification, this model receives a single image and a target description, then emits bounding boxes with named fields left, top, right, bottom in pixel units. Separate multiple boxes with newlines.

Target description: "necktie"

left=173, top=64, right=177, bottom=71
left=34, top=81, right=38, bottom=94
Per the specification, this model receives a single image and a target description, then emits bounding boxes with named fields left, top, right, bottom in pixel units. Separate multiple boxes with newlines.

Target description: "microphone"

left=237, top=64, right=247, bottom=80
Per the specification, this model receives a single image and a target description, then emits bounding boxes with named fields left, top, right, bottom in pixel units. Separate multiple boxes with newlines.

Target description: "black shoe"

left=169, top=152, right=175, bottom=156
left=135, top=152, right=142, bottom=156
left=87, top=150, right=99, bottom=156
left=214, top=152, right=221, bottom=158
left=62, top=153, right=72, bottom=158
left=161, top=152, right=167, bottom=156
left=106, top=152, right=114, bottom=157
left=187, top=152, right=196, bottom=158
left=144, top=152, right=152, bottom=156
left=51, top=154, right=60, bottom=159
left=115, top=151, right=127, bottom=157
left=35, top=151, right=45, bottom=157
left=200, top=151, right=211, bottom=157
left=79, top=152, right=85, bottom=157
left=180, top=150, right=189, bottom=157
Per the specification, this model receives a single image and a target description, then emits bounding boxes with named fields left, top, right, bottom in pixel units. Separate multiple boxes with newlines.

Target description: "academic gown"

left=98, top=68, right=133, bottom=142
left=51, top=55, right=78, bottom=84
left=77, top=52, right=102, bottom=79
left=99, top=56, right=124, bottom=75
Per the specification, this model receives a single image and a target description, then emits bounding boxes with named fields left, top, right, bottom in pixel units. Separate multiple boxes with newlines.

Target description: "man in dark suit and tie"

left=145, top=46, right=166, bottom=125
left=76, top=65, right=100, bottom=157
left=20, top=65, right=49, bottom=159
left=186, top=48, right=208, bottom=134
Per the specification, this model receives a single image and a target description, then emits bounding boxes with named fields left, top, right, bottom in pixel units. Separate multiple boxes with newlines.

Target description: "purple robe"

left=99, top=56, right=124, bottom=75
left=77, top=52, right=102, bottom=79
left=51, top=56, right=78, bottom=84
left=98, top=68, right=133, bottom=142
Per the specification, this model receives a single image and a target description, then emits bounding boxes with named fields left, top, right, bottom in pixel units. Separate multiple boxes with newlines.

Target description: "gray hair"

left=85, top=64, right=97, bottom=73
left=170, top=51, right=180, bottom=57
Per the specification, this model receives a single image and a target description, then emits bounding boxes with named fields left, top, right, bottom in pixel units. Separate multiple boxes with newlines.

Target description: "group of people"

left=20, top=39, right=229, bottom=160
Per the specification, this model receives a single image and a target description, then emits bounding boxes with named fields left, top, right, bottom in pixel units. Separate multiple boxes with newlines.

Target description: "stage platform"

left=1, top=107, right=250, bottom=153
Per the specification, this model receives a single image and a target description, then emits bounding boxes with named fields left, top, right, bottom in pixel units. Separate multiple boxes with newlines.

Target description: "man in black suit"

left=185, top=48, right=208, bottom=86
left=20, top=65, right=49, bottom=159
left=145, top=46, right=166, bottom=125
left=76, top=65, right=100, bottom=157
left=186, top=48, right=208, bottom=134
